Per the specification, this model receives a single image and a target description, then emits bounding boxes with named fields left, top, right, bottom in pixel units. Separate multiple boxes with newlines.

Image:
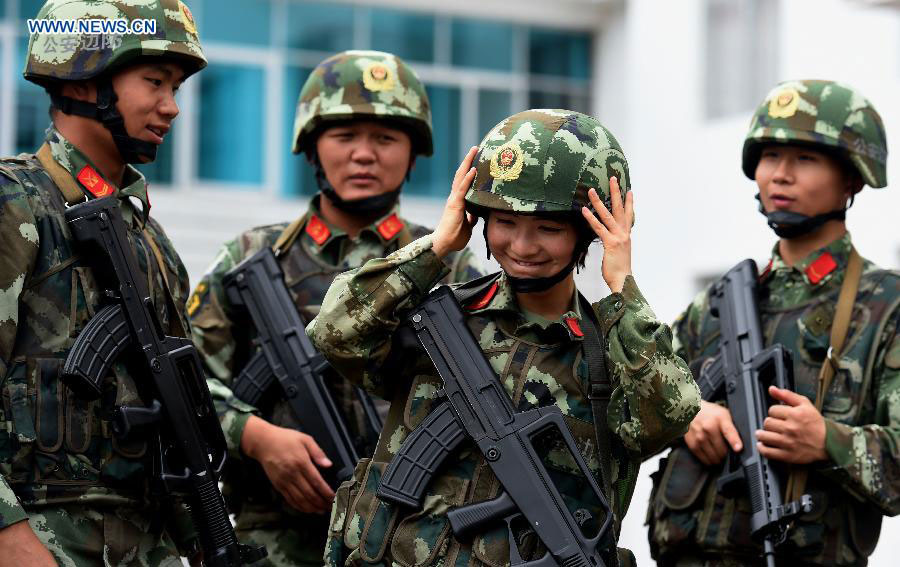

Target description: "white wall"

left=612, top=1, right=900, bottom=566
left=152, top=0, right=900, bottom=564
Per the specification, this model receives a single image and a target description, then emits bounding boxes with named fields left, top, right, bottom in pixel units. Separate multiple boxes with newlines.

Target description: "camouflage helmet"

left=292, top=50, right=433, bottom=156
left=465, top=109, right=630, bottom=215
left=742, top=79, right=887, bottom=189
left=23, top=0, right=207, bottom=87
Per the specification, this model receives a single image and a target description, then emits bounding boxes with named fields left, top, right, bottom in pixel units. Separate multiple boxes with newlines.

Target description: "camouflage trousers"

left=235, top=523, right=328, bottom=567
left=654, top=552, right=844, bottom=567
left=26, top=504, right=183, bottom=567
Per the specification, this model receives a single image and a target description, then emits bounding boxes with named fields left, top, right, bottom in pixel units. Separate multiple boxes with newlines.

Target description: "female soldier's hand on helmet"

left=432, top=146, right=479, bottom=259
left=581, top=176, right=634, bottom=293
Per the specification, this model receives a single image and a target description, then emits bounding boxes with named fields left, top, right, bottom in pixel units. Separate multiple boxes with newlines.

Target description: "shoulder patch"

left=565, top=317, right=584, bottom=337
left=377, top=213, right=405, bottom=241
left=305, top=214, right=331, bottom=246
left=806, top=251, right=837, bottom=285
left=466, top=281, right=499, bottom=311
left=187, top=281, right=208, bottom=317
left=76, top=165, right=113, bottom=198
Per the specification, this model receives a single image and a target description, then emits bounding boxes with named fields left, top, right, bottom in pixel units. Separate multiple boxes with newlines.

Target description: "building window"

left=198, top=0, right=271, bottom=47
left=287, top=1, right=354, bottom=52
left=370, top=8, right=435, bottom=63
left=705, top=0, right=779, bottom=119
left=198, top=62, right=265, bottom=185
left=529, top=29, right=591, bottom=80
left=451, top=19, right=515, bottom=71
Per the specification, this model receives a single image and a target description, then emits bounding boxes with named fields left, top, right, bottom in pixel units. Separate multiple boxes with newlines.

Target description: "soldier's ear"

left=59, top=79, right=97, bottom=103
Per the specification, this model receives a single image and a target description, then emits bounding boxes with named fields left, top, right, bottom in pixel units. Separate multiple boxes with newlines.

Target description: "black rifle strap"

left=450, top=271, right=503, bottom=306
left=577, top=294, right=614, bottom=497
left=578, top=292, right=620, bottom=565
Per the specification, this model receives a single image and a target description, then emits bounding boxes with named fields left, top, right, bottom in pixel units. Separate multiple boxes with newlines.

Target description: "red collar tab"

left=466, top=282, right=499, bottom=311
left=565, top=317, right=584, bottom=337
left=759, top=259, right=773, bottom=281
left=305, top=214, right=331, bottom=246
left=805, top=251, right=837, bottom=285
left=76, top=165, right=113, bottom=198
left=377, top=213, right=405, bottom=241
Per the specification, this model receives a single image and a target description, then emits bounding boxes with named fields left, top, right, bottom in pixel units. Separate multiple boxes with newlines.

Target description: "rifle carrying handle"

left=63, top=303, right=132, bottom=399
left=377, top=399, right=466, bottom=507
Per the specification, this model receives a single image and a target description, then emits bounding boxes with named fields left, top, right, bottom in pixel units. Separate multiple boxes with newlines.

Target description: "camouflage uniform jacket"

left=307, top=235, right=700, bottom=567
left=648, top=233, right=900, bottom=565
left=0, top=129, right=192, bottom=528
left=188, top=196, right=482, bottom=528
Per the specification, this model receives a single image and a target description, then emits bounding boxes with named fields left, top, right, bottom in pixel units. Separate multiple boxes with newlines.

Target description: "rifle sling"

left=578, top=293, right=620, bottom=565
left=577, top=295, right=615, bottom=503
left=785, top=246, right=862, bottom=503
left=35, top=143, right=87, bottom=205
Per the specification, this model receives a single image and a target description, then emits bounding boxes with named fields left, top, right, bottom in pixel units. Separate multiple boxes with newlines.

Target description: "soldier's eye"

left=145, top=77, right=163, bottom=87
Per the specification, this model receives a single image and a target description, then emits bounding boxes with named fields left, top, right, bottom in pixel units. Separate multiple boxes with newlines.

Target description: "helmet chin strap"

left=755, top=193, right=850, bottom=239
left=313, top=157, right=401, bottom=217
left=51, top=78, right=158, bottom=164
left=482, top=222, right=589, bottom=294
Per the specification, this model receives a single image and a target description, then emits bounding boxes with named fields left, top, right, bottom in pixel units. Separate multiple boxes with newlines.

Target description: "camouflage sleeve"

left=671, top=287, right=711, bottom=365
left=820, top=306, right=900, bottom=515
left=188, top=241, right=258, bottom=459
left=597, top=276, right=701, bottom=458
left=307, top=234, right=450, bottom=398
left=442, top=246, right=486, bottom=284
left=0, top=174, right=38, bottom=528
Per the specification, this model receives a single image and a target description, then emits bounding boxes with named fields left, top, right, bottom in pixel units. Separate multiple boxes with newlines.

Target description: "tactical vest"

left=648, top=267, right=898, bottom=565
left=0, top=156, right=184, bottom=507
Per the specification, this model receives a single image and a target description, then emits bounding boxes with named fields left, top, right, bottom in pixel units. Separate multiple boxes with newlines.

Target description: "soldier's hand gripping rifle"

left=377, top=286, right=613, bottom=567
left=222, top=247, right=383, bottom=488
left=61, top=198, right=266, bottom=567
left=696, top=259, right=812, bottom=567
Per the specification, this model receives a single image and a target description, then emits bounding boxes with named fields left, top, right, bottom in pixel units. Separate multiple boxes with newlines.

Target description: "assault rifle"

left=697, top=259, right=812, bottom=567
left=61, top=198, right=265, bottom=566
left=223, top=247, right=383, bottom=488
left=378, top=286, right=613, bottom=567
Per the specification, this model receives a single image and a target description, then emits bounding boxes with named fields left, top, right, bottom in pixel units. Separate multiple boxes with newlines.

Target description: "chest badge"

left=805, top=251, right=837, bottom=285
left=76, top=165, right=113, bottom=198
left=489, top=141, right=525, bottom=182
left=305, top=214, right=331, bottom=246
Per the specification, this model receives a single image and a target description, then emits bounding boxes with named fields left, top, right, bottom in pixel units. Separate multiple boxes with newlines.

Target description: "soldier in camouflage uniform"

left=187, top=50, right=483, bottom=567
left=0, top=1, right=208, bottom=565
left=308, top=109, right=701, bottom=567
left=647, top=80, right=900, bottom=566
